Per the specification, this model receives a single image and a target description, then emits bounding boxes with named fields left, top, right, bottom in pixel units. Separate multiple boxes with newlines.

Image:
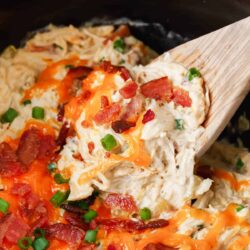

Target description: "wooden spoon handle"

left=169, top=17, right=250, bottom=157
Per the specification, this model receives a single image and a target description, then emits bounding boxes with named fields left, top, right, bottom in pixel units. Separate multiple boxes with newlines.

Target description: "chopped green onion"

left=139, top=207, right=152, bottom=221
left=32, top=106, right=45, bottom=120
left=1, top=108, right=18, bottom=123
left=188, top=67, right=201, bottom=81
left=175, top=119, right=184, bottom=130
left=65, top=64, right=74, bottom=69
left=236, top=204, right=245, bottom=212
left=0, top=198, right=9, bottom=214
left=83, top=209, right=98, bottom=223
left=34, top=228, right=46, bottom=238
left=101, top=134, right=117, bottom=151
left=113, top=38, right=125, bottom=53
left=18, top=237, right=33, bottom=249
left=33, top=237, right=49, bottom=250
left=48, top=162, right=57, bottom=172
left=50, top=190, right=70, bottom=207
left=84, top=229, right=98, bottom=243
left=236, top=158, right=244, bottom=171
left=23, top=100, right=31, bottom=106
left=54, top=173, right=70, bottom=184
left=119, top=59, right=125, bottom=65
left=2, top=45, right=17, bottom=59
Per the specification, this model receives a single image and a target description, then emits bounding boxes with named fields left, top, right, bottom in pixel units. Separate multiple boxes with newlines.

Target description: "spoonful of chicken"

left=161, top=17, right=250, bottom=157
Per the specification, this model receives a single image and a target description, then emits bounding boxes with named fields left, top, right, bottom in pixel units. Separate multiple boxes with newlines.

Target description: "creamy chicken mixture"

left=0, top=24, right=249, bottom=250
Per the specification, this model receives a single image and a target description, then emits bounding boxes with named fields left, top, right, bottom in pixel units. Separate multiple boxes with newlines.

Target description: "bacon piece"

left=16, top=128, right=40, bottom=166
left=87, top=142, right=95, bottom=155
left=121, top=95, right=144, bottom=122
left=196, top=165, right=213, bottom=179
left=0, top=214, right=30, bottom=244
left=143, top=243, right=179, bottom=250
left=104, top=193, right=137, bottom=212
left=98, top=219, right=168, bottom=233
left=101, top=96, right=109, bottom=108
left=173, top=87, right=192, bottom=107
left=11, top=183, right=48, bottom=231
left=57, top=104, right=65, bottom=122
left=0, top=142, right=26, bottom=177
left=67, top=66, right=92, bottom=80
left=119, top=81, right=138, bottom=99
left=78, top=243, right=96, bottom=250
left=100, top=61, right=118, bottom=74
left=119, top=67, right=131, bottom=81
left=94, top=103, right=121, bottom=125
left=107, top=244, right=123, bottom=250
left=142, top=109, right=155, bottom=124
left=38, top=135, right=56, bottom=159
left=56, top=122, right=70, bottom=148
left=140, top=77, right=173, bottom=101
left=46, top=223, right=85, bottom=245
left=64, top=212, right=89, bottom=231
left=111, top=120, right=135, bottom=133
left=61, top=204, right=86, bottom=215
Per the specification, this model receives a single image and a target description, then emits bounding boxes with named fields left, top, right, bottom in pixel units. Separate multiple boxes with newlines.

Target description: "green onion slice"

left=175, top=119, right=184, bottom=130
left=83, top=209, right=98, bottom=223
left=139, top=207, right=152, bottom=221
left=101, top=134, right=117, bottom=151
left=34, top=228, right=46, bottom=238
left=236, top=204, right=245, bottom=212
left=1, top=108, right=18, bottom=123
left=18, top=237, right=33, bottom=249
left=188, top=67, right=201, bottom=81
left=65, top=64, right=74, bottom=69
left=33, top=237, right=49, bottom=250
left=236, top=158, right=244, bottom=171
left=54, top=173, right=70, bottom=184
left=48, top=162, right=57, bottom=172
left=50, top=190, right=70, bottom=207
left=23, top=100, right=32, bottom=106
left=32, top=106, right=45, bottom=120
left=84, top=229, right=98, bottom=243
left=113, top=38, right=125, bottom=53
left=0, top=198, right=9, bottom=214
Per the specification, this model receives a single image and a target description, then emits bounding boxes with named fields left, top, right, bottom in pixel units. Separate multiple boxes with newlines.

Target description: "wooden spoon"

left=166, top=17, right=250, bottom=157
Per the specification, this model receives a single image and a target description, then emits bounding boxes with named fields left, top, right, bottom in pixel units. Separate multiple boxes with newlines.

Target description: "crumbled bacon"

left=0, top=214, right=30, bottom=244
left=73, top=152, right=84, bottom=162
left=94, top=103, right=121, bottom=125
left=173, top=87, right=192, bottom=107
left=140, top=77, right=173, bottom=102
left=119, top=67, right=131, bottom=81
left=11, top=183, right=48, bottom=231
left=119, top=81, right=138, bottom=99
left=16, top=128, right=40, bottom=166
left=56, top=122, right=70, bottom=148
left=78, top=243, right=97, bottom=250
left=142, top=109, right=155, bottom=124
left=143, top=243, right=179, bottom=250
left=104, top=193, right=137, bottom=212
left=46, top=223, right=85, bottom=245
left=64, top=211, right=89, bottom=231
left=38, top=135, right=56, bottom=159
left=67, top=66, right=92, bottom=81
left=0, top=142, right=26, bottom=177
left=87, top=142, right=95, bottom=155
left=101, top=96, right=109, bottom=108
left=121, top=95, right=143, bottom=122
left=196, top=165, right=214, bottom=179
left=111, top=120, right=136, bottom=133
left=57, top=104, right=65, bottom=122
left=97, top=218, right=168, bottom=233
left=100, top=61, right=118, bottom=74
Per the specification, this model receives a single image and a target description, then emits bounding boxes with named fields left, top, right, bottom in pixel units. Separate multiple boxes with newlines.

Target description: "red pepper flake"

left=73, top=152, right=84, bottom=161
left=111, top=120, right=136, bottom=134
left=87, top=142, right=95, bottom=155
left=101, top=96, right=109, bottom=109
left=142, top=109, right=155, bottom=124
